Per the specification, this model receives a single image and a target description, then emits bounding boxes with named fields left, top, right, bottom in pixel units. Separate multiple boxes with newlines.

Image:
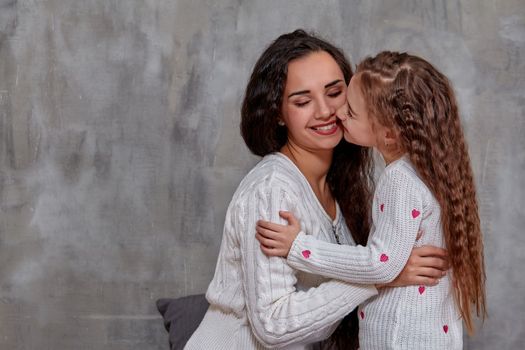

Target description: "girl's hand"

left=379, top=245, right=449, bottom=288
left=256, top=211, right=301, bottom=257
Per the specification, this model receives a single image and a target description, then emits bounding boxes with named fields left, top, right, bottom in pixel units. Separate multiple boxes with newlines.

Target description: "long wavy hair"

left=240, top=29, right=374, bottom=349
left=241, top=29, right=374, bottom=246
left=356, top=51, right=486, bottom=334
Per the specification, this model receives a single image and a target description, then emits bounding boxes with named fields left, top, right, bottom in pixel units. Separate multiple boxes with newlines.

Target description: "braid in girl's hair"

left=356, top=51, right=486, bottom=334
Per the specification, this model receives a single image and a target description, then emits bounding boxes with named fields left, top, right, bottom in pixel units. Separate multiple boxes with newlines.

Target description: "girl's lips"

left=337, top=118, right=349, bottom=132
left=336, top=113, right=348, bottom=122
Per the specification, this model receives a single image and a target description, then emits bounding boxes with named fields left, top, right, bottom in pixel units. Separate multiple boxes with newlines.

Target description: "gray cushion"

left=156, top=294, right=209, bottom=350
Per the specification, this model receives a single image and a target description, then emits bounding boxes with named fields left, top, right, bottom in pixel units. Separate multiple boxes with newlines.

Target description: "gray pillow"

left=156, top=294, right=209, bottom=350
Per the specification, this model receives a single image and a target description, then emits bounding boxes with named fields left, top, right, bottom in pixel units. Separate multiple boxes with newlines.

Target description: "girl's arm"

left=256, top=216, right=447, bottom=286
left=256, top=210, right=301, bottom=257
left=256, top=169, right=442, bottom=285
left=238, top=185, right=377, bottom=348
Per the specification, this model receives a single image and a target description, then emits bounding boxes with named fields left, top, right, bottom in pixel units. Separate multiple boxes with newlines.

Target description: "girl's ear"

left=383, top=128, right=399, bottom=147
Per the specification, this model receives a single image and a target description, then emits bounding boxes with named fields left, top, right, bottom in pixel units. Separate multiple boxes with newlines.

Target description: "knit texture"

left=185, top=153, right=377, bottom=350
left=287, top=156, right=462, bottom=349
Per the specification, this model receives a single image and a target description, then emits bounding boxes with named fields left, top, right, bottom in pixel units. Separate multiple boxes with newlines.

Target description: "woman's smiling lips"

left=309, top=121, right=339, bottom=135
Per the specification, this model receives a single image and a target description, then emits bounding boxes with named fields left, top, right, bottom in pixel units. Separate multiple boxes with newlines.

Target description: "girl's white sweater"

left=287, top=156, right=463, bottom=349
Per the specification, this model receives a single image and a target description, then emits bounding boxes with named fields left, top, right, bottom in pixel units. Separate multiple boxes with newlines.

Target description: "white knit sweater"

left=287, top=156, right=462, bottom=349
left=185, top=153, right=377, bottom=350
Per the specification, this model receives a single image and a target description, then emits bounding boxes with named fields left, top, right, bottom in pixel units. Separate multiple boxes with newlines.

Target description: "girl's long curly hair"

left=356, top=51, right=486, bottom=334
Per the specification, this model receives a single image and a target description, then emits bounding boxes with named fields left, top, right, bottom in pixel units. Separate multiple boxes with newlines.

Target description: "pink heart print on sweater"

left=412, top=209, right=421, bottom=218
left=380, top=203, right=384, bottom=212
left=380, top=253, right=389, bottom=262
left=301, top=250, right=311, bottom=259
left=418, top=285, right=425, bottom=294
left=443, top=325, right=449, bottom=333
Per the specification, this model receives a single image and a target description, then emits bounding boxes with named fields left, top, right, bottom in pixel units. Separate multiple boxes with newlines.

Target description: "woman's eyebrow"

left=288, top=89, right=310, bottom=98
left=288, top=79, right=343, bottom=98
left=324, top=79, right=343, bottom=88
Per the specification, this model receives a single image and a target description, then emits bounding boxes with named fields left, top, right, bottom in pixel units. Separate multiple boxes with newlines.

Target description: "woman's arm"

left=237, top=185, right=377, bottom=348
left=256, top=214, right=447, bottom=286
left=384, top=245, right=448, bottom=287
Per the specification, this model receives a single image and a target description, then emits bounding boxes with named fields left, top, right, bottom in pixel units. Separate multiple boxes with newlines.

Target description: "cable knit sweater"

left=287, top=156, right=462, bottom=349
left=185, top=153, right=377, bottom=350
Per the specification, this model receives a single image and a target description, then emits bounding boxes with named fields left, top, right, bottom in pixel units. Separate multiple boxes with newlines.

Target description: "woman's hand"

left=256, top=211, right=300, bottom=257
left=379, top=245, right=449, bottom=288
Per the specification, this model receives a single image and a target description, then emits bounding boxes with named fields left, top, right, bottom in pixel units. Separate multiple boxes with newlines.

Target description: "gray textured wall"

left=0, top=0, right=523, bottom=349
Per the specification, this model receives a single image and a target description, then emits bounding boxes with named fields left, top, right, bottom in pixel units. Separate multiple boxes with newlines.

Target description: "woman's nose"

left=316, top=99, right=334, bottom=119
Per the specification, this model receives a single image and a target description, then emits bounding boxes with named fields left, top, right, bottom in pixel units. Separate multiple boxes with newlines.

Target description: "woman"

left=185, top=30, right=447, bottom=350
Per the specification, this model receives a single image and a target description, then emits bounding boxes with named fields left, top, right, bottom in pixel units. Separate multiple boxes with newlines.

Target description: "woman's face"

left=336, top=73, right=376, bottom=147
left=280, top=51, right=347, bottom=153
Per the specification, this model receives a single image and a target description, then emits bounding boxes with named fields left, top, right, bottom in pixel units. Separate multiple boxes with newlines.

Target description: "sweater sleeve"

left=237, top=184, right=377, bottom=348
left=287, top=168, right=423, bottom=284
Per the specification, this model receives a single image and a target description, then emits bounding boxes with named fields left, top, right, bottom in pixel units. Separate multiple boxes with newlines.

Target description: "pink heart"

left=412, top=209, right=420, bottom=218
left=380, top=203, right=384, bottom=212
left=418, top=285, right=425, bottom=294
left=443, top=325, right=449, bottom=333
left=359, top=311, right=364, bottom=319
left=302, top=250, right=311, bottom=259
left=380, top=253, right=389, bottom=262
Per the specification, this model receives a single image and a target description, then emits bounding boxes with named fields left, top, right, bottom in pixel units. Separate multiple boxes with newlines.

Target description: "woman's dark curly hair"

left=241, top=29, right=374, bottom=350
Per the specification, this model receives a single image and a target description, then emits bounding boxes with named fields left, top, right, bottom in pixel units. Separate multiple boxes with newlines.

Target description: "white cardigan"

left=185, top=153, right=377, bottom=349
left=287, top=156, right=462, bottom=349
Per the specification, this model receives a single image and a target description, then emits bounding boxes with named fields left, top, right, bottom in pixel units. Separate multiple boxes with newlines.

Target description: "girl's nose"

left=336, top=104, right=348, bottom=121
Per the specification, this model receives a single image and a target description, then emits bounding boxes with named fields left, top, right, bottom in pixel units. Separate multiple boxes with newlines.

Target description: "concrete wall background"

left=0, top=0, right=523, bottom=349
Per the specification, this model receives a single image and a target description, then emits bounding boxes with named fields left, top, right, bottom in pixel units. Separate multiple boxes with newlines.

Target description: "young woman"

left=185, top=31, right=447, bottom=350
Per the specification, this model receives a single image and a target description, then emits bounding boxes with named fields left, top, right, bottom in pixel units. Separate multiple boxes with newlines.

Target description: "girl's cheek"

left=335, top=105, right=348, bottom=121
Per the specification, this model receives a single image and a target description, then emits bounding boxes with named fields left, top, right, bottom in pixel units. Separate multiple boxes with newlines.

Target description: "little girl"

left=256, top=51, right=486, bottom=349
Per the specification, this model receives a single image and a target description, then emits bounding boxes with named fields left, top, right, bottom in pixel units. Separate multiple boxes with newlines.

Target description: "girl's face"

left=281, top=51, right=347, bottom=153
left=336, top=73, right=377, bottom=147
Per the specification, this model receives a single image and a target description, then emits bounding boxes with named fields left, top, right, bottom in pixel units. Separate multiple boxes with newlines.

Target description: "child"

left=256, top=51, right=486, bottom=349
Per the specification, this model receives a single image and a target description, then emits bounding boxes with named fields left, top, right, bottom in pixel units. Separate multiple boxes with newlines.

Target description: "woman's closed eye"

left=327, top=90, right=343, bottom=98
left=294, top=99, right=311, bottom=107
left=293, top=89, right=342, bottom=108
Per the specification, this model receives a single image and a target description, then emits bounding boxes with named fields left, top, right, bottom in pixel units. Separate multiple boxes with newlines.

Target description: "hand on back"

left=381, top=245, right=449, bottom=288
